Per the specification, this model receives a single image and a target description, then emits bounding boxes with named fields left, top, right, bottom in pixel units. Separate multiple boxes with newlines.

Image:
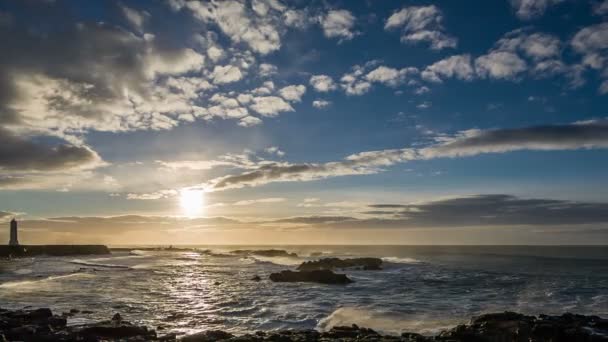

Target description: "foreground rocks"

left=1, top=308, right=607, bottom=341
left=269, top=269, right=353, bottom=284
left=298, top=257, right=383, bottom=271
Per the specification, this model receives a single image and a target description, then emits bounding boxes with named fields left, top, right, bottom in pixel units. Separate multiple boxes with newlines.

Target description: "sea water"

left=0, top=245, right=606, bottom=336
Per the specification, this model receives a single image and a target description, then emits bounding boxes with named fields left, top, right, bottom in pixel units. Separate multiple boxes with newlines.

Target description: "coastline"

left=0, top=245, right=110, bottom=258
left=1, top=307, right=607, bottom=341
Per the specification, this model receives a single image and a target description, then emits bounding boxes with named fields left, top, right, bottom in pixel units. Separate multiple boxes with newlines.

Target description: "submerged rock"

left=297, top=257, right=383, bottom=271
left=269, top=269, right=353, bottom=284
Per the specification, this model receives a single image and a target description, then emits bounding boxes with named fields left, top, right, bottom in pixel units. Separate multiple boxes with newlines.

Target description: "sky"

left=1, top=0, right=608, bottom=245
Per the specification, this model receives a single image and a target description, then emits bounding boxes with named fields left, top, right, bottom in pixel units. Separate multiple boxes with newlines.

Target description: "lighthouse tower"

left=9, top=218, right=19, bottom=246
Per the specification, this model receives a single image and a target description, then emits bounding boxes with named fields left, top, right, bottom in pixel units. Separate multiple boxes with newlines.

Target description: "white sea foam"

left=70, top=259, right=131, bottom=269
left=0, top=273, right=95, bottom=288
left=382, top=257, right=421, bottom=264
left=317, top=307, right=460, bottom=336
left=248, top=255, right=303, bottom=266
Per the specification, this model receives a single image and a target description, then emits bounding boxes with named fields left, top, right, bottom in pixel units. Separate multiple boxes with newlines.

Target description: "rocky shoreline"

left=1, top=307, right=607, bottom=341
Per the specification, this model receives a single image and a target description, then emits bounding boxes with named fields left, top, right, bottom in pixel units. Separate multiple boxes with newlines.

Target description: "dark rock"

left=269, top=270, right=353, bottom=284
left=77, top=321, right=156, bottom=340
left=297, top=257, right=383, bottom=271
left=251, top=275, right=262, bottom=281
left=181, top=329, right=234, bottom=341
left=230, top=249, right=298, bottom=258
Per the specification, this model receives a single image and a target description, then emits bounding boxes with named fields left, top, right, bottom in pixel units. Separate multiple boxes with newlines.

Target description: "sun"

left=179, top=189, right=205, bottom=217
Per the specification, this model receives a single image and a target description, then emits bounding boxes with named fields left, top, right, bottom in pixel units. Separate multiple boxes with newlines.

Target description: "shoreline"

left=1, top=307, right=607, bottom=341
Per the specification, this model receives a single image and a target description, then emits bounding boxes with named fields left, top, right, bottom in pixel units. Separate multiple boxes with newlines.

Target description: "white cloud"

left=320, top=9, right=357, bottom=41
left=259, top=63, right=278, bottom=77
left=265, top=146, right=285, bottom=156
left=594, top=0, right=608, bottom=15
left=509, top=0, right=563, bottom=20
left=312, top=100, right=331, bottom=108
left=310, top=75, right=337, bottom=92
left=250, top=96, right=294, bottom=116
left=239, top=116, right=263, bottom=127
left=384, top=5, right=457, bottom=50
left=279, top=84, right=306, bottom=102
left=475, top=51, right=528, bottom=80
left=234, top=197, right=286, bottom=206
left=120, top=4, right=148, bottom=32
left=211, top=65, right=243, bottom=84
left=422, top=54, right=474, bottom=83
left=365, top=66, right=418, bottom=86
left=169, top=0, right=283, bottom=55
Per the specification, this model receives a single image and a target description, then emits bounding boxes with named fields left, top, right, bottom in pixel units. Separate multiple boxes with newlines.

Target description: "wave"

left=248, top=255, right=303, bottom=266
left=317, top=307, right=460, bottom=336
left=0, top=273, right=96, bottom=288
left=70, top=259, right=131, bottom=269
left=382, top=257, right=422, bottom=264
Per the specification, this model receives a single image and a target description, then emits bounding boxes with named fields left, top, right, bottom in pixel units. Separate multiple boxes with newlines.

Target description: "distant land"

left=0, top=245, right=110, bottom=258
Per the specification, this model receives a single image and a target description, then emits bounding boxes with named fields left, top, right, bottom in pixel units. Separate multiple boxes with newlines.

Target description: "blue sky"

left=0, top=0, right=608, bottom=244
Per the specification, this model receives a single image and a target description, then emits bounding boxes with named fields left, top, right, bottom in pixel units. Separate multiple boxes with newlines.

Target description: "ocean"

left=0, top=245, right=607, bottom=337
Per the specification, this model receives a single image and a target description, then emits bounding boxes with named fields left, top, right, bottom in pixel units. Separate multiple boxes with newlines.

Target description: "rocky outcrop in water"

left=297, top=257, right=383, bottom=271
left=2, top=308, right=608, bottom=341
left=269, top=269, right=353, bottom=284
left=230, top=249, right=298, bottom=257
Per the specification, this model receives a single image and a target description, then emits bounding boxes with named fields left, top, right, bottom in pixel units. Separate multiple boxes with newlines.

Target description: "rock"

left=297, top=257, right=383, bottom=271
left=181, top=329, right=234, bottom=341
left=230, top=249, right=298, bottom=258
left=269, top=270, right=353, bottom=284
left=251, top=275, right=261, bottom=281
left=77, top=321, right=157, bottom=340
left=112, top=312, right=122, bottom=322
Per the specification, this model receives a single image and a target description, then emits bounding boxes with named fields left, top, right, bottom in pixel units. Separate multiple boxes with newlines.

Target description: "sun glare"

left=179, top=189, right=205, bottom=217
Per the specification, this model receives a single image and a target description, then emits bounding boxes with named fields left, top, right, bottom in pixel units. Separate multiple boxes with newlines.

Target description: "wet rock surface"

left=297, top=257, right=383, bottom=271
left=269, top=269, right=353, bottom=284
left=1, top=308, right=607, bottom=341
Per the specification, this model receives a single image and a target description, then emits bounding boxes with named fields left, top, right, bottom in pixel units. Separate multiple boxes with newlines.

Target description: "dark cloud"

left=359, top=194, right=608, bottom=228
left=423, top=120, right=608, bottom=158
left=0, top=128, right=102, bottom=171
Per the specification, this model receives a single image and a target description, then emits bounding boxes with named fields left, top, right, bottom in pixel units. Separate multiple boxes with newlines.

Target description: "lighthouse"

left=9, top=218, right=19, bottom=246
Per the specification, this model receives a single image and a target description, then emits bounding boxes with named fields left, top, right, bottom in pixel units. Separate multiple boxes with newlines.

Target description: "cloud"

left=312, top=99, right=331, bottom=109
left=570, top=23, right=608, bottom=92
left=363, top=194, right=608, bottom=227
left=192, top=119, right=608, bottom=192
left=265, top=146, right=285, bottom=157
left=475, top=51, right=528, bottom=80
left=169, top=0, right=283, bottom=55
left=279, top=84, right=306, bottom=102
left=319, top=9, right=357, bottom=41
left=496, top=31, right=561, bottom=61
left=238, top=116, right=263, bottom=127
left=259, top=63, right=278, bottom=77
left=127, top=190, right=178, bottom=200
left=509, top=0, right=563, bottom=20
left=309, top=75, right=337, bottom=92
left=250, top=96, right=294, bottom=116
left=365, top=66, right=418, bottom=86
left=0, top=20, right=208, bottom=140
left=211, top=65, right=243, bottom=84
left=421, top=54, right=474, bottom=82
left=421, top=119, right=608, bottom=158
left=0, top=128, right=104, bottom=172
left=594, top=0, right=608, bottom=15
left=384, top=5, right=457, bottom=50
left=234, top=197, right=285, bottom=206
left=119, top=3, right=148, bottom=32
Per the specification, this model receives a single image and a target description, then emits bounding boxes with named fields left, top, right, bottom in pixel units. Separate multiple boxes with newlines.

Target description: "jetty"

left=2, top=218, right=110, bottom=257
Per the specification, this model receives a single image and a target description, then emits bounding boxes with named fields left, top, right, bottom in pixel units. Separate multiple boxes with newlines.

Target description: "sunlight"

left=179, top=189, right=205, bottom=217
